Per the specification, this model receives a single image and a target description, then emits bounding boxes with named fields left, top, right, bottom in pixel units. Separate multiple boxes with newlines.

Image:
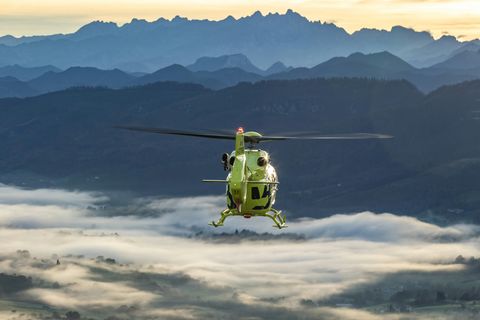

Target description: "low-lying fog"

left=0, top=183, right=479, bottom=320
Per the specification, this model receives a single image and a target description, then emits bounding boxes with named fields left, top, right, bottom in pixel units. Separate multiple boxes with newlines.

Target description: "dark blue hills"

left=28, top=67, right=135, bottom=92
left=268, top=51, right=480, bottom=92
left=1, top=78, right=480, bottom=223
left=430, top=49, right=480, bottom=71
left=0, top=64, right=60, bottom=81
left=187, top=54, right=263, bottom=74
left=0, top=76, right=37, bottom=98
left=2, top=50, right=480, bottom=98
left=0, top=63, right=262, bottom=97
left=0, top=10, right=479, bottom=225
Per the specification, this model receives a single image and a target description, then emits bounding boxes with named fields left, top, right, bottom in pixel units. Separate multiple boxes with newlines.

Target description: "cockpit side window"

left=251, top=187, right=260, bottom=199
left=262, top=185, right=271, bottom=198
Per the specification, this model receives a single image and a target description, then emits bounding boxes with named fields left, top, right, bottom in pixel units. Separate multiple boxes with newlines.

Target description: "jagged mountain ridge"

left=0, top=10, right=476, bottom=71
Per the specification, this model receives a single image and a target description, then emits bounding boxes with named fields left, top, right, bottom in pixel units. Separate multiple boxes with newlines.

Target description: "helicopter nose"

left=231, top=184, right=240, bottom=198
left=230, top=182, right=243, bottom=203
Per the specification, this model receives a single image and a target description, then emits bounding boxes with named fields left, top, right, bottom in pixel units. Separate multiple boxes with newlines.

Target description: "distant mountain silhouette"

left=350, top=26, right=434, bottom=61
left=271, top=51, right=415, bottom=79
left=0, top=64, right=60, bottom=81
left=0, top=35, right=20, bottom=46
left=0, top=64, right=265, bottom=98
left=311, top=51, right=415, bottom=76
left=448, top=42, right=480, bottom=58
left=269, top=51, right=480, bottom=92
left=402, top=35, right=463, bottom=67
left=265, top=62, right=292, bottom=75
left=72, top=21, right=119, bottom=41
left=187, top=54, right=293, bottom=76
left=430, top=49, right=480, bottom=72
left=0, top=34, right=64, bottom=46
left=1, top=78, right=480, bottom=223
left=28, top=67, right=135, bottom=93
left=0, top=77, right=37, bottom=98
left=187, top=54, right=263, bottom=74
left=0, top=10, right=475, bottom=71
left=137, top=64, right=197, bottom=84
left=135, top=64, right=262, bottom=90
left=1, top=50, right=480, bottom=98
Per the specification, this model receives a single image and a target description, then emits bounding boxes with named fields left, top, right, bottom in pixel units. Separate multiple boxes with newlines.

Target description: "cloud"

left=315, top=307, right=459, bottom=320
left=0, top=184, right=479, bottom=319
left=1, top=184, right=477, bottom=243
left=28, top=281, right=155, bottom=309
left=0, top=183, right=107, bottom=207
left=285, top=213, right=479, bottom=242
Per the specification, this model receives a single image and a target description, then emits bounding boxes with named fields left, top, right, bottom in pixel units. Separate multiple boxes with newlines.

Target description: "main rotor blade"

left=114, top=125, right=235, bottom=140
left=257, top=133, right=392, bottom=142
left=115, top=126, right=393, bottom=142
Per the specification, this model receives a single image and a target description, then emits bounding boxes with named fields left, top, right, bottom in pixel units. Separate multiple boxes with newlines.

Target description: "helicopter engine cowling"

left=257, top=156, right=268, bottom=167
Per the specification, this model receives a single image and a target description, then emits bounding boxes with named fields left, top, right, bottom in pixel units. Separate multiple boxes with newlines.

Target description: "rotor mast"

left=230, top=127, right=247, bottom=212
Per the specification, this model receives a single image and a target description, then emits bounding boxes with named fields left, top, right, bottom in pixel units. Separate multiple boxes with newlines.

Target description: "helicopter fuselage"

left=204, top=129, right=286, bottom=228
left=225, top=148, right=278, bottom=216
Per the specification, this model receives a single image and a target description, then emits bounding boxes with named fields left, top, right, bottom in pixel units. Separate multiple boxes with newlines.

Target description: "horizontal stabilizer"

left=202, top=179, right=228, bottom=183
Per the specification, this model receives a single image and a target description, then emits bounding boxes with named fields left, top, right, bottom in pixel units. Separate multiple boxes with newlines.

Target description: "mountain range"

left=0, top=64, right=60, bottom=81
left=0, top=77, right=479, bottom=223
left=187, top=54, right=290, bottom=75
left=270, top=50, right=480, bottom=92
left=0, top=62, right=264, bottom=98
left=0, top=10, right=478, bottom=72
left=2, top=49, right=480, bottom=98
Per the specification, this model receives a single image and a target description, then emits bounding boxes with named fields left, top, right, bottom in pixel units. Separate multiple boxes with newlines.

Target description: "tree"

left=455, top=255, right=466, bottom=264
left=436, top=291, right=446, bottom=303
left=65, top=311, right=81, bottom=320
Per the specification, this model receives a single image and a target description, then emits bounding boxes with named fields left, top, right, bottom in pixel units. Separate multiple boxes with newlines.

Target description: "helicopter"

left=116, top=126, right=392, bottom=229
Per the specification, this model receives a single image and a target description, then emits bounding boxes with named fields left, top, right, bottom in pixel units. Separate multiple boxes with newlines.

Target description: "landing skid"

left=209, top=208, right=287, bottom=229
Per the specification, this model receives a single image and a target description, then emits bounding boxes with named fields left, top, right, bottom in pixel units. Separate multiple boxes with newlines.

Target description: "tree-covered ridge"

left=0, top=78, right=479, bottom=222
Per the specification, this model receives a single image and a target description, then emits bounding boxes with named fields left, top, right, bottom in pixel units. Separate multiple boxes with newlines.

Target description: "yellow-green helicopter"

left=116, top=126, right=391, bottom=229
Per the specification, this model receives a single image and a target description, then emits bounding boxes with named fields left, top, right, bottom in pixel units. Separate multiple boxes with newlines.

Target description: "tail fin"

left=235, top=128, right=245, bottom=156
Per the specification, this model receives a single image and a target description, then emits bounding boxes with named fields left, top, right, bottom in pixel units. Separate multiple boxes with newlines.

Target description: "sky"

left=1, top=0, right=479, bottom=40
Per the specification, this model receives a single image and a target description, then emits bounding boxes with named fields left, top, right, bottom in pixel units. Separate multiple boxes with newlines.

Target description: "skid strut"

left=209, top=208, right=287, bottom=229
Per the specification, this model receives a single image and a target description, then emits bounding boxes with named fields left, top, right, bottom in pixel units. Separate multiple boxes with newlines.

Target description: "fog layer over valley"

left=1, top=184, right=480, bottom=319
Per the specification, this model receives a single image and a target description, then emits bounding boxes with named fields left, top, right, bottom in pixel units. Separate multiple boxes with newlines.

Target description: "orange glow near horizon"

left=1, top=0, right=479, bottom=40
